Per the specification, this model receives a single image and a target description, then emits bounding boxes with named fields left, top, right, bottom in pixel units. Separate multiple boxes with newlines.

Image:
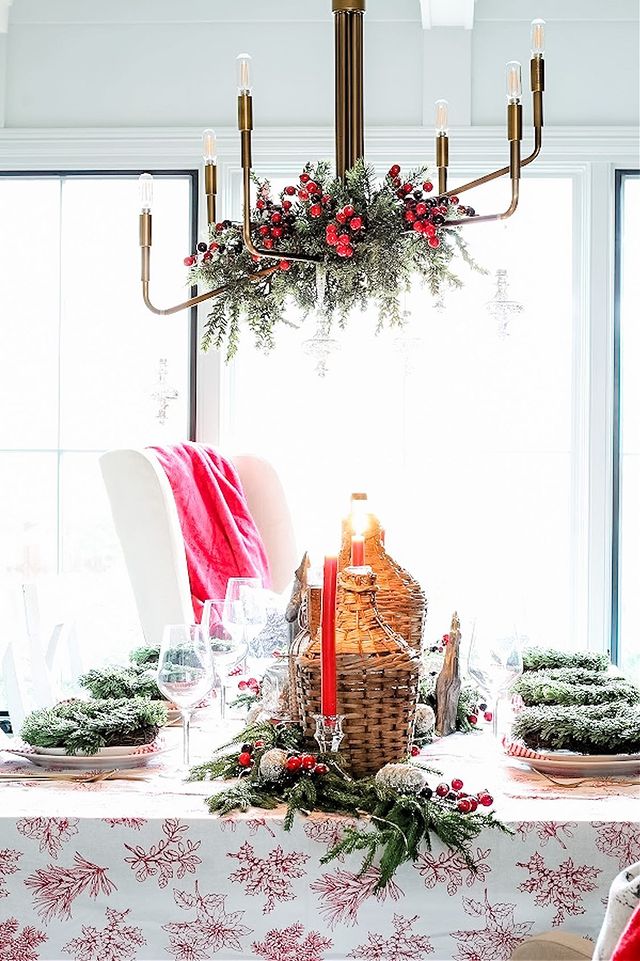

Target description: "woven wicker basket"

left=338, top=511, right=427, bottom=653
left=297, top=567, right=420, bottom=777
left=287, top=585, right=321, bottom=723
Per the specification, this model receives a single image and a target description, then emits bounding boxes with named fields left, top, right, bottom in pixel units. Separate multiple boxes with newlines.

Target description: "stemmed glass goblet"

left=466, top=619, right=524, bottom=739
left=156, top=624, right=215, bottom=772
left=223, top=578, right=267, bottom=671
left=201, top=598, right=248, bottom=719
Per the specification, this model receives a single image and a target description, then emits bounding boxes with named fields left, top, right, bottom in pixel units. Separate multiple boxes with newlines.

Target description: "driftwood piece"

left=435, top=612, right=462, bottom=737
left=285, top=552, right=310, bottom=624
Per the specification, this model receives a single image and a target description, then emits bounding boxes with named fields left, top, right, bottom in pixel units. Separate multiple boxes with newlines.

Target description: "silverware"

left=0, top=769, right=151, bottom=782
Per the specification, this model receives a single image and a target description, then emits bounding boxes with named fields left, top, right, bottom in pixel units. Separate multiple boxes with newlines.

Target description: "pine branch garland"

left=79, top=665, right=164, bottom=701
left=186, top=160, right=482, bottom=359
left=189, top=720, right=508, bottom=888
left=511, top=702, right=640, bottom=754
left=522, top=648, right=609, bottom=673
left=513, top=675, right=639, bottom=707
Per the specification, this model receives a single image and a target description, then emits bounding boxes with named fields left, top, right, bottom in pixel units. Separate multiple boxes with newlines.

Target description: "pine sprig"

left=129, top=645, right=161, bottom=667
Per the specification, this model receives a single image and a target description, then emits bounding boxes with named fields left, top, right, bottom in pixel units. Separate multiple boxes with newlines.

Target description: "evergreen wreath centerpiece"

left=509, top=647, right=640, bottom=755
left=79, top=664, right=165, bottom=702
left=20, top=699, right=167, bottom=755
left=185, top=160, right=480, bottom=358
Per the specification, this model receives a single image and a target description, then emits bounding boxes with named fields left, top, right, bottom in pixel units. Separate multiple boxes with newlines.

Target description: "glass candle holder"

left=313, top=714, right=346, bottom=754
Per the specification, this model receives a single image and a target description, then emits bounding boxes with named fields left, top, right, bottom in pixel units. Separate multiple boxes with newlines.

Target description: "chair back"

left=100, top=447, right=297, bottom=647
left=100, top=449, right=194, bottom=648
left=230, top=453, right=297, bottom=594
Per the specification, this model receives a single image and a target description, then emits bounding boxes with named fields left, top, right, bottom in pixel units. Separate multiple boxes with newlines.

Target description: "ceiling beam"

left=420, top=0, right=475, bottom=30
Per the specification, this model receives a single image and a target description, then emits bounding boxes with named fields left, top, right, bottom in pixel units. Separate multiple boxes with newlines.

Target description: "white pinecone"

left=258, top=748, right=288, bottom=782
left=415, top=703, right=436, bottom=736
left=375, top=763, right=427, bottom=795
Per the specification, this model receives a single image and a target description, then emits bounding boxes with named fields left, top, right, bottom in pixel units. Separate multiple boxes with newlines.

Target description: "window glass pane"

left=0, top=179, right=61, bottom=448
left=0, top=453, right=58, bottom=577
left=618, top=174, right=640, bottom=681
left=0, top=173, right=193, bottom=668
left=59, top=451, right=142, bottom=661
left=224, top=176, right=574, bottom=645
left=59, top=176, right=191, bottom=448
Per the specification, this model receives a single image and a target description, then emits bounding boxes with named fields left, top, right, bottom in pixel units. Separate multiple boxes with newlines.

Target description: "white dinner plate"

left=4, top=740, right=169, bottom=770
left=524, top=751, right=640, bottom=777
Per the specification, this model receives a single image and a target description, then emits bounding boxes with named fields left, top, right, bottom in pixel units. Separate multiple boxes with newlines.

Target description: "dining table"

left=0, top=711, right=637, bottom=961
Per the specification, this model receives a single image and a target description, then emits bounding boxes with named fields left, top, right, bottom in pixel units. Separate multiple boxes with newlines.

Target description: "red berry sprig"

left=431, top=778, right=494, bottom=815
left=284, top=753, right=329, bottom=777
left=238, top=677, right=260, bottom=696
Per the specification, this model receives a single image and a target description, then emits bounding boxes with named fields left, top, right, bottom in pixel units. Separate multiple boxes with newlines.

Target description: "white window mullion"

left=568, top=166, right=591, bottom=652
left=586, top=161, right=616, bottom=656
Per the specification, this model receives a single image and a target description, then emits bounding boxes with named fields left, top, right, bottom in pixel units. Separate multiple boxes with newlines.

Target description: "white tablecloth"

left=0, top=718, right=637, bottom=960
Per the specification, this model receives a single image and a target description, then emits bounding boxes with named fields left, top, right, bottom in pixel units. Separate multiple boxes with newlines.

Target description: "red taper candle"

left=321, top=555, right=338, bottom=715
left=351, top=534, right=365, bottom=566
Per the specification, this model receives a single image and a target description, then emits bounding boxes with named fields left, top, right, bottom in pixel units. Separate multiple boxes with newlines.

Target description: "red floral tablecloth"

left=0, top=720, right=637, bottom=961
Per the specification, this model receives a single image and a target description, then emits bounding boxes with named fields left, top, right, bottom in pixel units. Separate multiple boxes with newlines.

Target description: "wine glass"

left=156, top=624, right=214, bottom=771
left=466, top=618, right=524, bottom=739
left=201, top=598, right=248, bottom=718
left=223, top=578, right=267, bottom=670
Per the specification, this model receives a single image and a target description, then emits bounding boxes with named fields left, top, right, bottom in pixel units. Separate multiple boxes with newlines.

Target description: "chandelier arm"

left=140, top=265, right=280, bottom=317
left=237, top=93, right=321, bottom=265
left=204, top=162, right=217, bottom=225
left=436, top=133, right=448, bottom=195
left=446, top=104, right=522, bottom=227
left=445, top=179, right=520, bottom=227
left=441, top=125, right=541, bottom=199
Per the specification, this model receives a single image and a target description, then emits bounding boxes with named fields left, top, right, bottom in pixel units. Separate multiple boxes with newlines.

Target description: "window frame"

left=611, top=168, right=640, bottom=665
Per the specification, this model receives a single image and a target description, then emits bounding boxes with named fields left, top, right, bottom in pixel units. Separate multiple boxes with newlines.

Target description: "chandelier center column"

left=332, top=0, right=365, bottom=179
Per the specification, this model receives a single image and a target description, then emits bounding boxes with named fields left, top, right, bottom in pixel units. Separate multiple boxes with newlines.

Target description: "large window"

left=614, top=170, right=640, bottom=680
left=0, top=172, right=195, bottom=661
left=223, top=175, right=577, bottom=647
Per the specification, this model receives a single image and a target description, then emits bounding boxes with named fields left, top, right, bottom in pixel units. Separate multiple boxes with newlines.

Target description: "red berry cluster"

left=236, top=739, right=264, bottom=770
left=429, top=633, right=451, bottom=656
left=467, top=700, right=493, bottom=726
left=285, top=753, right=329, bottom=777
left=183, top=239, right=222, bottom=268
left=237, top=676, right=260, bottom=696
left=387, top=163, right=475, bottom=247
left=434, top=778, right=494, bottom=814
left=254, top=171, right=335, bottom=269
left=324, top=203, right=364, bottom=259
left=183, top=219, right=246, bottom=269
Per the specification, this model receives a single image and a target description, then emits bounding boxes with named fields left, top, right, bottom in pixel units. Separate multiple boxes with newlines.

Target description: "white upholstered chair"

left=99, top=448, right=297, bottom=649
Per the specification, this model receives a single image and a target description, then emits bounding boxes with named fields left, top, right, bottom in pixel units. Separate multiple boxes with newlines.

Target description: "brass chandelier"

left=138, top=2, right=546, bottom=317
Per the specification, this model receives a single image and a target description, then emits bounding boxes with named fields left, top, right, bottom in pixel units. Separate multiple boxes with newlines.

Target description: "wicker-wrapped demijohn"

left=338, top=495, right=427, bottom=653
left=287, top=584, right=321, bottom=723
left=297, top=566, right=420, bottom=777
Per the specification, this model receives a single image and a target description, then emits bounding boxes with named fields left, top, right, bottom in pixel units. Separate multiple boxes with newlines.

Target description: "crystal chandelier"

left=485, top=269, right=524, bottom=338
left=138, top=5, right=546, bottom=317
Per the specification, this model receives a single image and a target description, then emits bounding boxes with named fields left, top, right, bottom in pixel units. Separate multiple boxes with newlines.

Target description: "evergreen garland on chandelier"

left=185, top=160, right=482, bottom=358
